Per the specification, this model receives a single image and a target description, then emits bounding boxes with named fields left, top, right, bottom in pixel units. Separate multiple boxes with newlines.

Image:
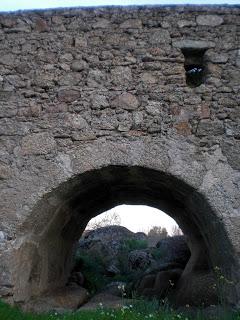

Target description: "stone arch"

left=12, top=164, right=238, bottom=306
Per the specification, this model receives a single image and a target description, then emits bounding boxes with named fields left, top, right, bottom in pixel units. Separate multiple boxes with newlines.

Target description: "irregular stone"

left=173, top=40, right=215, bottom=50
left=156, top=236, right=191, bottom=267
left=111, top=66, right=132, bottom=85
left=87, top=69, right=107, bottom=87
left=145, top=102, right=161, bottom=116
left=80, top=293, right=133, bottom=311
left=15, top=63, right=31, bottom=74
left=71, top=60, right=88, bottom=72
left=65, top=114, right=88, bottom=130
left=91, top=94, right=109, bottom=109
left=221, top=140, right=240, bottom=170
left=177, top=20, right=196, bottom=28
left=0, top=163, right=12, bottom=179
left=21, top=132, right=56, bottom=155
left=0, top=231, right=5, bottom=241
left=149, top=29, right=171, bottom=45
left=206, top=52, right=228, bottom=64
left=59, top=53, right=73, bottom=63
left=93, top=18, right=110, bottom=29
left=0, top=105, right=17, bottom=118
left=172, top=271, right=218, bottom=306
left=196, top=120, right=224, bottom=137
left=141, top=73, right=157, bottom=84
left=174, top=121, right=192, bottom=136
left=74, top=36, right=88, bottom=47
left=58, top=89, right=80, bottom=103
left=197, top=104, right=210, bottom=119
left=128, top=249, right=153, bottom=270
left=120, top=19, right=142, bottom=29
left=112, top=93, right=139, bottom=110
left=196, top=15, right=224, bottom=26
left=0, top=54, right=15, bottom=66
left=25, top=287, right=89, bottom=313
left=34, top=18, right=50, bottom=32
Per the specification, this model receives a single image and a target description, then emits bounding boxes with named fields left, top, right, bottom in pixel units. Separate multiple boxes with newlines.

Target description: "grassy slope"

left=1, top=299, right=240, bottom=320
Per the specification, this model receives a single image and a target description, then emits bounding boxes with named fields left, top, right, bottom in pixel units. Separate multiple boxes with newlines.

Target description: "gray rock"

left=173, top=40, right=215, bottom=50
left=156, top=236, right=191, bottom=267
left=71, top=60, right=89, bottom=72
left=196, top=15, right=224, bottom=26
left=0, top=232, right=5, bottom=241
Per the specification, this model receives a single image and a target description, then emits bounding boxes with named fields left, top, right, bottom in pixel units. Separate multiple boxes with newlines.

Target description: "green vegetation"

left=74, top=250, right=109, bottom=294
left=121, top=239, right=148, bottom=251
left=75, top=238, right=149, bottom=295
left=0, top=299, right=240, bottom=320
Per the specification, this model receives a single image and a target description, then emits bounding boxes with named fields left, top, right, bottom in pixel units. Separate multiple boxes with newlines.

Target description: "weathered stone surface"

left=177, top=20, right=196, bottom=28
left=0, top=5, right=239, bottom=311
left=21, top=132, right=56, bottom=155
left=111, top=66, right=132, bottom=85
left=120, top=19, right=142, bottom=29
left=156, top=236, right=191, bottom=267
left=58, top=89, right=80, bottom=102
left=196, top=15, right=224, bottom=26
left=0, top=163, right=12, bottom=180
left=24, top=287, right=89, bottom=313
left=112, top=93, right=139, bottom=110
left=173, top=40, right=215, bottom=50
left=149, top=29, right=171, bottom=45
left=71, top=60, right=88, bottom=72
left=34, top=18, right=50, bottom=32
left=128, top=249, right=152, bottom=271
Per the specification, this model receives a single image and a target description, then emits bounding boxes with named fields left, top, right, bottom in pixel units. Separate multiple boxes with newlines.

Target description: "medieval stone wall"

left=0, top=5, right=239, bottom=306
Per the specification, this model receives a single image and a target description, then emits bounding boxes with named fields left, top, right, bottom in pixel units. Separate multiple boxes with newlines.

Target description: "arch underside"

left=13, top=166, right=238, bottom=307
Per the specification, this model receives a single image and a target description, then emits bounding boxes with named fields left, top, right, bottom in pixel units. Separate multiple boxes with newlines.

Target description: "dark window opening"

left=182, top=49, right=206, bottom=88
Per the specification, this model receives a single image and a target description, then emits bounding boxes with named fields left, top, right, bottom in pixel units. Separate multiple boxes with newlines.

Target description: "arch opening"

left=70, top=205, right=187, bottom=299
left=14, top=166, right=237, bottom=311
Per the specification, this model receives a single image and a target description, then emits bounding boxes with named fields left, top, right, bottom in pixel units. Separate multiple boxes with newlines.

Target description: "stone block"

left=71, top=60, right=88, bottom=72
left=173, top=40, right=215, bottom=50
left=34, top=18, right=50, bottom=32
left=120, top=19, right=142, bottom=29
left=58, top=89, right=80, bottom=103
left=149, top=29, right=171, bottom=45
left=21, top=132, right=56, bottom=155
left=112, top=93, right=139, bottom=111
left=196, top=15, right=224, bottom=26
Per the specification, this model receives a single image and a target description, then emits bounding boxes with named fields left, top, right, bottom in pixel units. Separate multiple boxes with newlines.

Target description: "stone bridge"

left=0, top=5, right=239, bottom=308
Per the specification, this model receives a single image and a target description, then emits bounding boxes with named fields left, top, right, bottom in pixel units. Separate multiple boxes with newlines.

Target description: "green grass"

left=1, top=299, right=240, bottom=320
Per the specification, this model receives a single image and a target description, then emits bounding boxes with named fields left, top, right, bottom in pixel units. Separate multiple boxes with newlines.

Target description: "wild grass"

left=1, top=299, right=240, bottom=320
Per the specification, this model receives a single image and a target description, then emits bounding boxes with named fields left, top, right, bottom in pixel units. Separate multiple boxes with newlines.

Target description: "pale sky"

left=0, top=0, right=239, bottom=11
left=88, top=205, right=179, bottom=235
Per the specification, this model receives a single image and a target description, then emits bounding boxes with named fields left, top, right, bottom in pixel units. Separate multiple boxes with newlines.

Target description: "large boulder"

left=156, top=235, right=191, bottom=267
left=128, top=249, right=153, bottom=271
left=136, top=268, right=183, bottom=299
left=23, top=286, right=89, bottom=313
left=170, top=271, right=218, bottom=307
left=79, top=225, right=139, bottom=256
left=76, top=225, right=148, bottom=277
left=80, top=292, right=134, bottom=311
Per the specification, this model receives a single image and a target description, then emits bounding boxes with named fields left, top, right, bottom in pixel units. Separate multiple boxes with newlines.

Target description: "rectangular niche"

left=181, top=48, right=207, bottom=88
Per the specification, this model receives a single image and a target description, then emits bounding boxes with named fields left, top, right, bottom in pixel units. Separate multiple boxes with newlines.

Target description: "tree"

left=148, top=226, right=168, bottom=238
left=171, top=225, right=183, bottom=236
left=147, top=226, right=168, bottom=246
left=87, top=211, right=121, bottom=230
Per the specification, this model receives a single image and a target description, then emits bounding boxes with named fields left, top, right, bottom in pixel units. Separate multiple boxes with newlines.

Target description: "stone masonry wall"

left=0, top=5, right=239, bottom=305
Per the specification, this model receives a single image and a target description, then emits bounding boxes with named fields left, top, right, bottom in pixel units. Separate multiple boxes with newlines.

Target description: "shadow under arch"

left=14, top=165, right=238, bottom=307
